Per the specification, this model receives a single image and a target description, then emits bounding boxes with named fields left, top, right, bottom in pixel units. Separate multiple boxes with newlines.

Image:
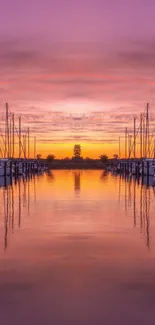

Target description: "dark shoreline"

left=45, top=159, right=111, bottom=170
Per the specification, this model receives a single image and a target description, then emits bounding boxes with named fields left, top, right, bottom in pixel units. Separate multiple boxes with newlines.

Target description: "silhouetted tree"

left=85, top=157, right=93, bottom=162
left=36, top=154, right=42, bottom=159
left=99, top=154, right=109, bottom=162
left=113, top=154, right=118, bottom=159
left=46, top=154, right=55, bottom=162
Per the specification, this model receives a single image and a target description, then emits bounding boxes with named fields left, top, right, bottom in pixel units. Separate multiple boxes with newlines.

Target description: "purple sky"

left=0, top=0, right=155, bottom=156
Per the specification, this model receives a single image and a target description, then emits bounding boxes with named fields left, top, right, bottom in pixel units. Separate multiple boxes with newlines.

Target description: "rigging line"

left=147, top=132, right=155, bottom=156
left=128, top=106, right=152, bottom=158
left=8, top=105, right=29, bottom=124
left=150, top=145, right=154, bottom=158
left=0, top=140, right=4, bottom=157
left=0, top=131, right=7, bottom=156
left=14, top=124, right=26, bottom=158
left=128, top=123, right=141, bottom=158
left=150, top=141, right=155, bottom=159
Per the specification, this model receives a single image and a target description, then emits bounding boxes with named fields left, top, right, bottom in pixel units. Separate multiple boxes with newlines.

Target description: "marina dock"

left=113, top=103, right=155, bottom=180
left=0, top=103, right=47, bottom=179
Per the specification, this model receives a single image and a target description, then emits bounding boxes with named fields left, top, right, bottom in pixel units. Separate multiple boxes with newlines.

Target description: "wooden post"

left=147, top=161, right=149, bottom=187
left=22, top=162, right=24, bottom=174
left=147, top=161, right=149, bottom=183
left=10, top=160, right=13, bottom=177
left=138, top=161, right=140, bottom=177
left=142, top=160, right=144, bottom=176
left=4, top=161, right=7, bottom=177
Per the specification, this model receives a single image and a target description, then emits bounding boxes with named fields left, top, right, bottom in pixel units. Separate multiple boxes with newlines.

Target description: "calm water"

left=0, top=170, right=155, bottom=325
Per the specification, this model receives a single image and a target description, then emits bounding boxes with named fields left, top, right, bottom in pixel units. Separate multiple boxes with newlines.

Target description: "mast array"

left=0, top=103, right=37, bottom=159
left=121, top=103, right=155, bottom=159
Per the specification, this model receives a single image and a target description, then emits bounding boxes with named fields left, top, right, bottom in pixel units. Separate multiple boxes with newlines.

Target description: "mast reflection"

left=2, top=175, right=37, bottom=251
left=120, top=175, right=152, bottom=250
left=18, top=178, right=21, bottom=228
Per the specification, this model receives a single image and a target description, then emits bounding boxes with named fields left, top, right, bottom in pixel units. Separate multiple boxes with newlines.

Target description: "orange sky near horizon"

left=0, top=101, right=154, bottom=159
left=7, top=138, right=118, bottom=159
left=34, top=142, right=118, bottom=159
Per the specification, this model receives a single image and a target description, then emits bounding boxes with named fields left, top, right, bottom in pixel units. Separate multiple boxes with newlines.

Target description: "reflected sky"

left=0, top=171, right=155, bottom=325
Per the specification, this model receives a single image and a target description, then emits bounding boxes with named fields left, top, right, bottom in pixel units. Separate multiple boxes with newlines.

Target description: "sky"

left=0, top=0, right=155, bottom=158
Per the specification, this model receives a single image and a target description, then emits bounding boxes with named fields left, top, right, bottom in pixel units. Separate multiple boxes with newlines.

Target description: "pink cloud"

left=0, top=37, right=155, bottom=152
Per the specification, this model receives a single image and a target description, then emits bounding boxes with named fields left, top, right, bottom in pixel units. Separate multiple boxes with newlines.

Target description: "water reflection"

left=100, top=170, right=108, bottom=180
left=1, top=171, right=155, bottom=252
left=1, top=171, right=155, bottom=325
left=2, top=175, right=37, bottom=251
left=46, top=169, right=55, bottom=180
left=0, top=176, right=12, bottom=188
left=119, top=174, right=151, bottom=250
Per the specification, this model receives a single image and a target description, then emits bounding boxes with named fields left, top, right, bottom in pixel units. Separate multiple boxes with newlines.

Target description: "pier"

left=1, top=102, right=155, bottom=178
left=114, top=103, right=155, bottom=179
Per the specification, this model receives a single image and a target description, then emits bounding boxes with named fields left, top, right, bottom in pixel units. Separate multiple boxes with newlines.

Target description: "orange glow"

left=22, top=142, right=118, bottom=159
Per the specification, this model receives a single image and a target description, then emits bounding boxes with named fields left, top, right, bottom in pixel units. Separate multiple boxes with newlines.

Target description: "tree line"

left=36, top=144, right=118, bottom=162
